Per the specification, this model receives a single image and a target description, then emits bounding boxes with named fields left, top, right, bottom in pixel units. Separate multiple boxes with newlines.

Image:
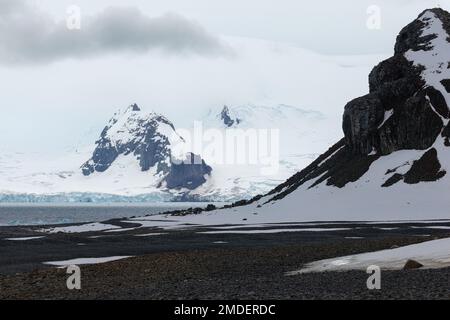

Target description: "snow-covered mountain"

left=204, top=104, right=334, bottom=154
left=184, top=104, right=337, bottom=201
left=0, top=34, right=382, bottom=202
left=81, top=104, right=212, bottom=190
left=0, top=103, right=336, bottom=202
left=81, top=103, right=181, bottom=176
left=156, top=8, right=450, bottom=222
left=209, top=104, right=324, bottom=128
left=0, top=105, right=212, bottom=201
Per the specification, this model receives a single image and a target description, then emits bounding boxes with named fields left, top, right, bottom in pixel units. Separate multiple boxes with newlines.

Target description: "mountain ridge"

left=256, top=8, right=449, bottom=202
left=168, top=8, right=450, bottom=222
left=81, top=103, right=212, bottom=191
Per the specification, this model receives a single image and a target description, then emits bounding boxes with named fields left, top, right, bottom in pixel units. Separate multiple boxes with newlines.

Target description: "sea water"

left=0, top=202, right=221, bottom=226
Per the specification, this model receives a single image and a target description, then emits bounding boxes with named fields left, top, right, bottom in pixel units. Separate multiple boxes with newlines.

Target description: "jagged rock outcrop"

left=81, top=104, right=212, bottom=190
left=343, top=9, right=450, bottom=156
left=164, top=153, right=212, bottom=189
left=162, top=8, right=450, bottom=221
left=249, top=8, right=450, bottom=205
left=220, top=106, right=241, bottom=127
left=81, top=104, right=175, bottom=175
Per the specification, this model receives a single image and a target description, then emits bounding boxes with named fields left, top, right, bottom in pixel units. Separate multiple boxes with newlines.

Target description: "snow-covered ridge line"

left=140, top=8, right=450, bottom=223
left=44, top=256, right=132, bottom=267
left=405, top=11, right=450, bottom=109
left=0, top=101, right=340, bottom=203
left=2, top=32, right=381, bottom=202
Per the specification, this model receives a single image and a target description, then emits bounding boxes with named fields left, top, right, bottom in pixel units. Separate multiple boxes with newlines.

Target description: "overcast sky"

left=0, top=0, right=448, bottom=152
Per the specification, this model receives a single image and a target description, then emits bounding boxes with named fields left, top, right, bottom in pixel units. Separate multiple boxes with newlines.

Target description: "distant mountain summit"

left=81, top=104, right=211, bottom=190
left=183, top=103, right=334, bottom=201
left=220, top=106, right=241, bottom=127
left=209, top=104, right=324, bottom=131
left=81, top=104, right=179, bottom=175
left=211, top=8, right=450, bottom=220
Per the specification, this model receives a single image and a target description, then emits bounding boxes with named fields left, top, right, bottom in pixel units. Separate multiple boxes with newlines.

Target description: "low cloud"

left=0, top=0, right=230, bottom=65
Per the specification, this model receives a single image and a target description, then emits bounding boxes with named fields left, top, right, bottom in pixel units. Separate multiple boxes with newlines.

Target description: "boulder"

left=403, top=259, right=424, bottom=270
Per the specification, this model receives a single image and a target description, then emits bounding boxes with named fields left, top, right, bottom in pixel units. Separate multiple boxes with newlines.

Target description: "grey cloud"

left=0, top=1, right=230, bottom=65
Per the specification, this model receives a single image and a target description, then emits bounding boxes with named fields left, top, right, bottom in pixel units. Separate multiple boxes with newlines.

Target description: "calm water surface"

left=0, top=203, right=222, bottom=226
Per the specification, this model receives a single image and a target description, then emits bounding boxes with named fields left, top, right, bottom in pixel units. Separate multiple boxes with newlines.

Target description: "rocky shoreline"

left=1, top=226, right=449, bottom=299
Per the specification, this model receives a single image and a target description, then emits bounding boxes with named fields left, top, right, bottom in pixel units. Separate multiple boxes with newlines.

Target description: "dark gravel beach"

left=1, top=220, right=450, bottom=300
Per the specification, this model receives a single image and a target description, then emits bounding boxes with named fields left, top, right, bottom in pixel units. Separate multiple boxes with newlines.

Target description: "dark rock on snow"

left=81, top=104, right=212, bottom=190
left=164, top=153, right=212, bottom=190
left=230, top=8, right=450, bottom=207
left=81, top=104, right=173, bottom=175
left=403, top=259, right=424, bottom=270
left=220, top=106, right=241, bottom=127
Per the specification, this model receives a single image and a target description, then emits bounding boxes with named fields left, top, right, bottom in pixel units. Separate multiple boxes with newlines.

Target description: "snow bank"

left=198, top=227, right=351, bottom=234
left=41, top=223, right=120, bottom=234
left=287, top=237, right=450, bottom=274
left=44, top=256, right=132, bottom=266
left=4, top=236, right=45, bottom=241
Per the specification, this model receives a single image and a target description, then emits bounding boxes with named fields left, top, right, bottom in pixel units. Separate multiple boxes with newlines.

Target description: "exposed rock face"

left=403, top=148, right=446, bottom=184
left=382, top=148, right=446, bottom=186
left=339, top=9, right=450, bottom=182
left=337, top=9, right=449, bottom=171
left=164, top=153, right=212, bottom=190
left=343, top=9, right=450, bottom=156
left=81, top=104, right=212, bottom=190
left=240, top=8, right=450, bottom=206
left=220, top=106, right=241, bottom=127
left=403, top=259, right=424, bottom=270
left=81, top=104, right=176, bottom=175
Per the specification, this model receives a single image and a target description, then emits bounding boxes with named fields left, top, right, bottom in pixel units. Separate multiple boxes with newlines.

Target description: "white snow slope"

left=186, top=104, right=339, bottom=201
left=0, top=107, right=181, bottom=200
left=44, top=256, right=132, bottom=267
left=0, top=103, right=337, bottom=202
left=288, top=237, right=450, bottom=273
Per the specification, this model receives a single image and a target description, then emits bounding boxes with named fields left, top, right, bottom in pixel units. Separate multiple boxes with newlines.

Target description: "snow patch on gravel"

left=287, top=237, right=450, bottom=274
left=198, top=228, right=351, bottom=234
left=43, top=256, right=132, bottom=266
left=4, top=236, right=45, bottom=241
left=134, top=233, right=168, bottom=237
left=40, top=223, right=121, bottom=234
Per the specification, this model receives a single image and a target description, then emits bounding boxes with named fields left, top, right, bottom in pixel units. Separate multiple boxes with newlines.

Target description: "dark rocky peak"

left=344, top=8, right=450, bottom=156
left=241, top=8, right=450, bottom=206
left=81, top=104, right=183, bottom=176
left=394, top=8, right=449, bottom=54
left=81, top=104, right=212, bottom=192
left=128, top=103, right=141, bottom=112
left=220, top=105, right=241, bottom=127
